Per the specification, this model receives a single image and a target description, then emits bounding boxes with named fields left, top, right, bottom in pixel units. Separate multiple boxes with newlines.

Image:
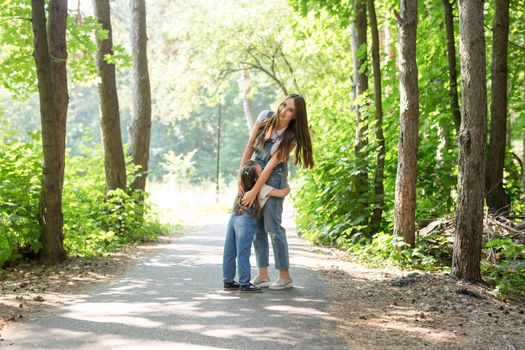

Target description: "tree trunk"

left=506, top=113, right=512, bottom=149
left=522, top=130, right=525, bottom=199
left=31, top=0, right=68, bottom=263
left=453, top=0, right=487, bottom=281
left=93, top=0, right=127, bottom=193
left=442, top=0, right=461, bottom=132
left=367, top=0, right=385, bottom=234
left=522, top=81, right=525, bottom=201
left=350, top=0, right=370, bottom=231
left=128, top=0, right=152, bottom=193
left=238, top=65, right=254, bottom=132
left=486, top=0, right=510, bottom=214
left=522, top=131, right=525, bottom=200
left=394, top=0, right=419, bottom=247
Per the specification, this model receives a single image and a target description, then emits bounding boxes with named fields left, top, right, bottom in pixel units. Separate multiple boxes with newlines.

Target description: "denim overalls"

left=253, top=120, right=290, bottom=271
left=222, top=206, right=262, bottom=286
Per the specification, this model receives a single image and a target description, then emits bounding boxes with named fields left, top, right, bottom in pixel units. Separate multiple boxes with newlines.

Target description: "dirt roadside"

left=313, top=245, right=525, bottom=350
left=0, top=235, right=176, bottom=336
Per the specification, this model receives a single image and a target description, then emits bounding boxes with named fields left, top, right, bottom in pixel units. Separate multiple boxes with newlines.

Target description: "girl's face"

left=278, top=98, right=296, bottom=125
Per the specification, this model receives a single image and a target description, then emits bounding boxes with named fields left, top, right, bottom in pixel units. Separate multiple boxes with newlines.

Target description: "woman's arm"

left=237, top=120, right=261, bottom=193
left=239, top=120, right=261, bottom=170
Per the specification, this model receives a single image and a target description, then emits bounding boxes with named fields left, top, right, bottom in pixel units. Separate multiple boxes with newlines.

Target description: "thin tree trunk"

left=383, top=12, right=396, bottom=65
left=239, top=65, right=254, bottom=132
left=31, top=0, right=68, bottom=263
left=522, top=131, right=525, bottom=199
left=350, top=0, right=370, bottom=231
left=394, top=0, right=419, bottom=247
left=436, top=0, right=458, bottom=212
left=128, top=0, right=152, bottom=193
left=76, top=0, right=82, bottom=25
left=367, top=0, right=385, bottom=233
left=453, top=0, right=487, bottom=281
left=436, top=122, right=455, bottom=211
left=442, top=0, right=461, bottom=132
left=486, top=0, right=510, bottom=214
left=93, top=0, right=127, bottom=193
left=506, top=113, right=512, bottom=149
left=522, top=80, right=525, bottom=201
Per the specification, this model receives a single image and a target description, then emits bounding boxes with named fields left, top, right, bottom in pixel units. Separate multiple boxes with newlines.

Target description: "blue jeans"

left=222, top=214, right=262, bottom=285
left=253, top=162, right=289, bottom=270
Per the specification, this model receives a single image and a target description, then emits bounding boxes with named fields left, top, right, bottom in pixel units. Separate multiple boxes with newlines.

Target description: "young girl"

left=239, top=94, right=314, bottom=290
left=222, top=160, right=290, bottom=293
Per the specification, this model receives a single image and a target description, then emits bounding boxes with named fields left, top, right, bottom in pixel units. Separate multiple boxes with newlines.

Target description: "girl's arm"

left=242, top=144, right=294, bottom=206
left=268, top=186, right=290, bottom=198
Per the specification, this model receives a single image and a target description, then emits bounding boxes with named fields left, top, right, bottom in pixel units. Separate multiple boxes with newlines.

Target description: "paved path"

left=2, top=213, right=349, bottom=349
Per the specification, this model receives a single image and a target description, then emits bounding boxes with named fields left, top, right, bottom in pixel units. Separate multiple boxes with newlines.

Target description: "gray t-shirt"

left=256, top=110, right=286, bottom=156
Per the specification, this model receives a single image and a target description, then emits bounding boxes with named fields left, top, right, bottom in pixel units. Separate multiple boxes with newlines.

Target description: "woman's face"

left=278, top=98, right=296, bottom=125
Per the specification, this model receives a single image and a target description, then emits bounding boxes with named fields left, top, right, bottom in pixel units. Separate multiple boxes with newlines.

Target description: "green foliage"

left=0, top=2, right=35, bottom=98
left=482, top=238, right=525, bottom=296
left=67, top=15, right=132, bottom=84
left=66, top=16, right=101, bottom=84
left=504, top=148, right=525, bottom=214
left=0, top=128, right=169, bottom=265
left=287, top=8, right=383, bottom=241
left=413, top=0, right=458, bottom=220
left=0, top=4, right=131, bottom=95
left=0, top=128, right=42, bottom=265
left=62, top=143, right=168, bottom=258
left=333, top=231, right=452, bottom=271
left=289, top=0, right=353, bottom=27
left=161, top=149, right=198, bottom=184
left=293, top=0, right=459, bottom=244
left=292, top=8, right=391, bottom=240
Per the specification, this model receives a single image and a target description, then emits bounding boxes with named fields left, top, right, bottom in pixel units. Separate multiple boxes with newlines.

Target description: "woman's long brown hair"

left=233, top=160, right=262, bottom=217
left=255, top=94, right=314, bottom=168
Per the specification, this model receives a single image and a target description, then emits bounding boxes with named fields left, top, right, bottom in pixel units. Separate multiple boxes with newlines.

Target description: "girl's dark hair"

left=255, top=94, right=314, bottom=168
left=233, top=160, right=262, bottom=217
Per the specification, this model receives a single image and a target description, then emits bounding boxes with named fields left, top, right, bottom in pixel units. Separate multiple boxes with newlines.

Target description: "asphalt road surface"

left=2, top=213, right=349, bottom=349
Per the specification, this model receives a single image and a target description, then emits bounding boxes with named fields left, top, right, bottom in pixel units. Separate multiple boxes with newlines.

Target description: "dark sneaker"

left=239, top=283, right=263, bottom=293
left=224, top=281, right=240, bottom=291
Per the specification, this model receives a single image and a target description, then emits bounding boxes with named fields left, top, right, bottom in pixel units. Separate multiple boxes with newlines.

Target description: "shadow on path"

left=3, top=217, right=349, bottom=349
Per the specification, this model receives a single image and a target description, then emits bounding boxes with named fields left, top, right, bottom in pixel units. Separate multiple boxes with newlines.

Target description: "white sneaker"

left=269, top=278, right=293, bottom=290
left=251, top=275, right=271, bottom=288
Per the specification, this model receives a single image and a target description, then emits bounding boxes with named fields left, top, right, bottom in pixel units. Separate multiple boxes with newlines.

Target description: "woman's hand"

left=242, top=189, right=257, bottom=207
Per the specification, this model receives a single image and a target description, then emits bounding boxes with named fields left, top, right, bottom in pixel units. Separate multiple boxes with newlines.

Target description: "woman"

left=239, top=94, right=314, bottom=290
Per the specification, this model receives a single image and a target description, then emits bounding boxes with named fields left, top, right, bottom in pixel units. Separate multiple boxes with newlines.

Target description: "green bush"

left=62, top=143, right=168, bottom=258
left=337, top=231, right=452, bottom=271
left=0, top=129, right=169, bottom=265
left=482, top=238, right=525, bottom=296
left=0, top=130, right=42, bottom=265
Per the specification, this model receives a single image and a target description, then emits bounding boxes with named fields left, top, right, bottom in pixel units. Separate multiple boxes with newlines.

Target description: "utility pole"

left=216, top=101, right=221, bottom=203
